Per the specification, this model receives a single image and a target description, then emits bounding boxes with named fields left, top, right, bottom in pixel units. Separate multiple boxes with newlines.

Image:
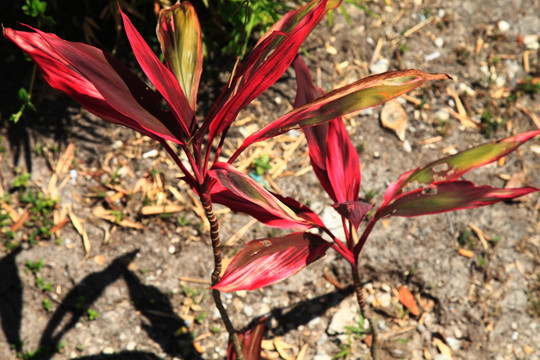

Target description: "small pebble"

left=434, top=37, right=444, bottom=48
left=168, top=245, right=175, bottom=254
left=142, top=149, right=158, bottom=158
left=69, top=169, right=78, bottom=184
left=243, top=305, right=254, bottom=317
left=458, top=83, right=476, bottom=96
left=379, top=292, right=391, bottom=308
left=381, top=284, right=391, bottom=293
left=512, top=331, right=519, bottom=340
left=403, top=140, right=412, bottom=153
left=523, top=34, right=540, bottom=50
left=425, top=51, right=441, bottom=62
left=102, top=347, right=114, bottom=355
left=446, top=337, right=461, bottom=351
left=373, top=151, right=381, bottom=158
left=498, top=20, right=510, bottom=32
left=370, top=58, right=389, bottom=73
left=112, top=140, right=123, bottom=149
left=126, top=341, right=136, bottom=351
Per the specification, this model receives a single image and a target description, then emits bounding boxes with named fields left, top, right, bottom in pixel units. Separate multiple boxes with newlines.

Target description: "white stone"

left=328, top=307, right=359, bottom=335
left=243, top=305, right=254, bottom=317
left=523, top=35, right=540, bottom=49
left=142, top=149, right=158, bottom=158
left=458, top=83, right=476, bottom=96
left=378, top=292, right=391, bottom=308
left=425, top=51, right=441, bottom=62
left=403, top=140, right=412, bottom=153
left=435, top=108, right=450, bottom=121
left=370, top=58, right=389, bottom=73
left=435, top=37, right=444, bottom=48
left=446, top=337, right=461, bottom=351
left=498, top=20, right=510, bottom=32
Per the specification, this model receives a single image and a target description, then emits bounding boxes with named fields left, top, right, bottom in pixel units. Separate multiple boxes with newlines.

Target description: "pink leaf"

left=227, top=317, right=266, bottom=360
left=377, top=181, right=537, bottom=218
left=205, top=0, right=340, bottom=141
left=294, top=57, right=361, bottom=203
left=209, top=163, right=318, bottom=229
left=213, top=232, right=331, bottom=292
left=4, top=26, right=184, bottom=144
left=120, top=7, right=195, bottom=135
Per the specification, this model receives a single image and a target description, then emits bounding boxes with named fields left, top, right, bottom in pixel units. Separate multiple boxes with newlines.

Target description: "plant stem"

left=350, top=263, right=378, bottom=360
left=200, top=191, right=244, bottom=360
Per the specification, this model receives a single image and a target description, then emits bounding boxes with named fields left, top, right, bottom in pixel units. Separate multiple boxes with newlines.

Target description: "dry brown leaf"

left=433, top=337, right=454, bottom=359
left=92, top=206, right=144, bottom=229
left=94, top=254, right=106, bottom=265
left=274, top=337, right=293, bottom=360
left=398, top=285, right=420, bottom=316
left=69, top=208, right=90, bottom=256
left=458, top=248, right=474, bottom=258
left=381, top=99, right=408, bottom=141
left=140, top=204, right=185, bottom=216
left=2, top=200, right=21, bottom=222
left=448, top=107, right=480, bottom=129
left=261, top=339, right=275, bottom=351
left=50, top=218, right=70, bottom=235
left=296, top=344, right=308, bottom=360
left=9, top=210, right=29, bottom=232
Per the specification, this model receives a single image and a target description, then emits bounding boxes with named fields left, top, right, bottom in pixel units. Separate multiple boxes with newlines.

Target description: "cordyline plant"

left=5, top=0, right=538, bottom=358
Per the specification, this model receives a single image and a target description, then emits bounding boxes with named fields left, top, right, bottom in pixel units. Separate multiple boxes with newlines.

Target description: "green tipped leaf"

left=157, top=1, right=203, bottom=110
left=232, top=70, right=450, bottom=156
left=377, top=181, right=537, bottom=218
left=212, top=232, right=331, bottom=292
left=210, top=162, right=313, bottom=229
left=381, top=130, right=540, bottom=206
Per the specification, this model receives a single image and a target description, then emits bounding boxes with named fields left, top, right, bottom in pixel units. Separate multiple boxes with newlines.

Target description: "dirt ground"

left=1, top=0, right=540, bottom=359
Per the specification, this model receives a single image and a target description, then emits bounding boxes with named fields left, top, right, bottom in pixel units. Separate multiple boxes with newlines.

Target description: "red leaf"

left=377, top=181, right=537, bottom=218
left=294, top=57, right=361, bottom=203
left=227, top=317, right=266, bottom=360
left=210, top=163, right=320, bottom=229
left=4, top=26, right=184, bottom=144
left=204, top=0, right=340, bottom=141
left=120, top=7, right=195, bottom=135
left=212, top=232, right=331, bottom=292
left=332, top=201, right=374, bottom=230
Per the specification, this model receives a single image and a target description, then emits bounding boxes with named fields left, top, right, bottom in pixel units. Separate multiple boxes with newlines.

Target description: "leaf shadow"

left=123, top=269, right=204, bottom=359
left=37, top=250, right=140, bottom=359
left=264, top=285, right=354, bottom=337
left=0, top=247, right=23, bottom=350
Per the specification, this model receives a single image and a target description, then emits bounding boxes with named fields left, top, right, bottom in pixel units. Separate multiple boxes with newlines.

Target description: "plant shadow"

left=0, top=249, right=200, bottom=360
